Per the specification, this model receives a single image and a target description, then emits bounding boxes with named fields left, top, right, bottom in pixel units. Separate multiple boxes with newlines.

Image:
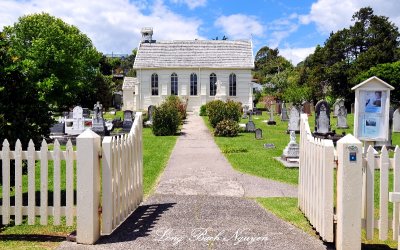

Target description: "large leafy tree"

left=0, top=32, right=53, bottom=148
left=299, top=7, right=399, bottom=103
left=254, top=46, right=293, bottom=83
left=3, top=13, right=102, bottom=110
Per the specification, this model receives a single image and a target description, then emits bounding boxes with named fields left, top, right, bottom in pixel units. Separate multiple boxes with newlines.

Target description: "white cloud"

left=300, top=0, right=400, bottom=34
left=170, top=0, right=207, bottom=9
left=265, top=14, right=299, bottom=48
left=0, top=0, right=204, bottom=54
left=280, top=47, right=315, bottom=65
left=214, top=14, right=264, bottom=39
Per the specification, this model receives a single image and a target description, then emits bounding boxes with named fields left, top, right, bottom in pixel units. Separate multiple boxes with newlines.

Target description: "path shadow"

left=96, top=202, right=175, bottom=244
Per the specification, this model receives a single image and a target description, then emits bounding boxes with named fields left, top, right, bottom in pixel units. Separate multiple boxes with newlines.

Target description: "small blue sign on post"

left=349, top=152, right=357, bottom=162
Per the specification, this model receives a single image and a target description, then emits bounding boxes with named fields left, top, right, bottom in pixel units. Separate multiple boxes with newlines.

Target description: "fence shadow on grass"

left=0, top=234, right=65, bottom=242
left=362, top=243, right=396, bottom=250
left=96, top=202, right=175, bottom=244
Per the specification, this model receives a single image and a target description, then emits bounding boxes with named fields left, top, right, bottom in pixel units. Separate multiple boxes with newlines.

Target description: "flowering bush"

left=214, top=119, right=239, bottom=137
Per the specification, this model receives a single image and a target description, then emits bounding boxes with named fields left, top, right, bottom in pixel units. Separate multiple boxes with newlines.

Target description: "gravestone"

left=393, top=108, right=400, bottom=133
left=122, top=110, right=134, bottom=132
left=376, top=106, right=395, bottom=148
left=92, top=101, right=107, bottom=136
left=50, top=122, right=65, bottom=135
left=336, top=106, right=349, bottom=129
left=263, top=143, right=275, bottom=149
left=281, top=131, right=300, bottom=160
left=148, top=105, right=155, bottom=122
left=255, top=128, right=263, bottom=139
left=82, top=108, right=90, bottom=118
left=281, top=102, right=289, bottom=121
left=264, top=143, right=275, bottom=149
left=267, top=109, right=276, bottom=125
left=351, top=103, right=354, bottom=114
left=249, top=112, right=253, bottom=122
left=333, top=99, right=345, bottom=117
left=242, top=105, right=249, bottom=119
left=275, top=100, right=282, bottom=115
left=246, top=120, right=256, bottom=132
left=72, top=106, right=84, bottom=132
left=314, top=100, right=331, bottom=135
left=145, top=105, right=156, bottom=126
left=302, top=101, right=311, bottom=116
left=288, top=106, right=301, bottom=133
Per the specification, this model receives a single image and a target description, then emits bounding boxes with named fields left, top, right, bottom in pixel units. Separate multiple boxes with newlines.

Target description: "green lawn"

left=203, top=111, right=400, bottom=249
left=0, top=125, right=177, bottom=249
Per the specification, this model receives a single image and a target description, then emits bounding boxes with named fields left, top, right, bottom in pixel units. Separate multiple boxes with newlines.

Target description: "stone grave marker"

left=242, top=105, right=249, bottom=119
left=92, top=101, right=106, bottom=136
left=122, top=110, right=134, bottom=132
left=264, top=143, right=275, bottom=149
left=333, top=99, right=344, bottom=117
left=246, top=120, right=256, bottom=132
left=148, top=105, right=155, bottom=123
left=282, top=131, right=300, bottom=160
left=82, top=108, right=90, bottom=118
left=393, top=108, right=400, bottom=133
left=288, top=106, right=301, bottom=133
left=72, top=106, right=84, bottom=131
left=336, top=105, right=349, bottom=129
left=314, top=100, right=331, bottom=134
left=351, top=103, right=354, bottom=114
left=302, top=101, right=311, bottom=116
left=267, top=109, right=276, bottom=125
left=275, top=100, right=282, bottom=114
left=255, top=128, right=263, bottom=139
left=281, top=102, right=289, bottom=121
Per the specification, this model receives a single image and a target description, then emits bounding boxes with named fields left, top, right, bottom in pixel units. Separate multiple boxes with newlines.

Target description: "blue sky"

left=1, top=0, right=399, bottom=64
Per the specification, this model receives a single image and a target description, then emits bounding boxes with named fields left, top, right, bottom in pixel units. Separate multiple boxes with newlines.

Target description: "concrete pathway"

left=58, top=114, right=330, bottom=250
left=156, top=114, right=296, bottom=198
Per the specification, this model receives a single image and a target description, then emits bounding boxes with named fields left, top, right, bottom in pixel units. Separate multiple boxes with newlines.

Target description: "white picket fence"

left=0, top=139, right=75, bottom=226
left=101, top=112, right=143, bottom=235
left=299, top=113, right=400, bottom=249
left=363, top=145, right=400, bottom=241
left=0, top=112, right=143, bottom=245
left=298, top=114, right=334, bottom=242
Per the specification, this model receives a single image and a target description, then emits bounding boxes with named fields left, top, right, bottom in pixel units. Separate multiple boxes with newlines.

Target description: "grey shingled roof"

left=122, top=77, right=138, bottom=90
left=133, top=40, right=254, bottom=69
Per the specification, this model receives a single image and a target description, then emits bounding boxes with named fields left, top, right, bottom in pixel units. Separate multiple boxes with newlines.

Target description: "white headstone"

left=337, top=106, right=349, bottom=129
left=393, top=108, right=400, bottom=133
left=288, top=106, right=300, bottom=132
left=333, top=99, right=344, bottom=117
left=72, top=106, right=84, bottom=132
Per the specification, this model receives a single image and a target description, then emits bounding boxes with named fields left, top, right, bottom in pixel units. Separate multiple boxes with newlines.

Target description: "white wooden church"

left=123, top=28, right=254, bottom=112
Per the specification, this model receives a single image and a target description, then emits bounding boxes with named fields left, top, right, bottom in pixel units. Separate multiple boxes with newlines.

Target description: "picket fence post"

left=76, top=129, right=101, bottom=244
left=336, top=134, right=363, bottom=250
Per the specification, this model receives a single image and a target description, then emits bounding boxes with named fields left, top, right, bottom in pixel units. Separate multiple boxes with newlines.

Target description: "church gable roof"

left=133, top=40, right=254, bottom=69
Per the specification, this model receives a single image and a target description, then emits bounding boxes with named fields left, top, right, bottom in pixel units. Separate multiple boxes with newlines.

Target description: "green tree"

left=355, top=61, right=400, bottom=104
left=3, top=13, right=102, bottom=110
left=299, top=7, right=399, bottom=103
left=254, top=46, right=293, bottom=84
left=0, top=32, right=53, bottom=149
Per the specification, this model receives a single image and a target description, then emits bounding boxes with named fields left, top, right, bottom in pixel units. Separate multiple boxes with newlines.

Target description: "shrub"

left=225, top=100, right=242, bottom=122
left=206, top=100, right=242, bottom=128
left=199, top=104, right=207, bottom=116
left=152, top=101, right=180, bottom=136
left=165, top=95, right=187, bottom=122
left=214, top=119, right=239, bottom=137
left=206, top=100, right=226, bottom=127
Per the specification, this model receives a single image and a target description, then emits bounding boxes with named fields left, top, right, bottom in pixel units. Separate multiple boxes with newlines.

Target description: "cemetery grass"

left=0, top=127, right=178, bottom=249
left=204, top=112, right=400, bottom=249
